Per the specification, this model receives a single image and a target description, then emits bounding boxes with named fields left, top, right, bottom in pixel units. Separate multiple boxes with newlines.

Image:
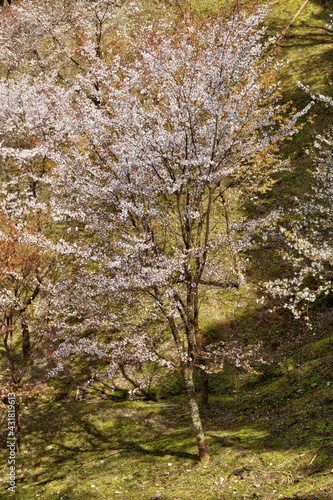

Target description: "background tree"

left=0, top=214, right=56, bottom=451
left=0, top=0, right=124, bottom=80
left=264, top=124, right=333, bottom=325
left=0, top=78, right=60, bottom=450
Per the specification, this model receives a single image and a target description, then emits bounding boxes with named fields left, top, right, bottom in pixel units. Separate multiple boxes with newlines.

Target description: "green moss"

left=300, top=335, right=333, bottom=361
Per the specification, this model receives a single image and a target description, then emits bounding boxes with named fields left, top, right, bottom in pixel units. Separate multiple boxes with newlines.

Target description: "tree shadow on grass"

left=7, top=300, right=333, bottom=496
left=21, top=400, right=198, bottom=465
left=5, top=325, right=332, bottom=499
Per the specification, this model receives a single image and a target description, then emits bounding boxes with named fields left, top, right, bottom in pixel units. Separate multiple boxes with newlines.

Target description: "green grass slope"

left=0, top=329, right=331, bottom=499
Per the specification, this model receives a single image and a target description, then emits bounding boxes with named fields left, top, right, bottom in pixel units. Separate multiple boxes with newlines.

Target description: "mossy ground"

left=0, top=327, right=332, bottom=499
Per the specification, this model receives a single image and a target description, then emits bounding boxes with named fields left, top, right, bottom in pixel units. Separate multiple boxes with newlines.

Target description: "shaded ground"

left=0, top=324, right=332, bottom=499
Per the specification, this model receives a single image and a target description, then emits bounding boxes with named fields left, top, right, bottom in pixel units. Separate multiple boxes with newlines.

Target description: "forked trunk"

left=183, top=367, right=210, bottom=462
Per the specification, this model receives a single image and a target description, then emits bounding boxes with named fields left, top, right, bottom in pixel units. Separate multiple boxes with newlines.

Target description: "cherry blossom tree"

left=0, top=0, right=123, bottom=80
left=264, top=125, right=333, bottom=324
left=262, top=83, right=332, bottom=324
left=0, top=5, right=312, bottom=461
left=0, top=78, right=61, bottom=449
left=0, top=211, right=57, bottom=450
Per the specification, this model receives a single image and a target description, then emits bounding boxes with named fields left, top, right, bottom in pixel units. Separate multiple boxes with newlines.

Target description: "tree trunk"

left=193, top=289, right=210, bottom=406
left=4, top=318, right=25, bottom=451
left=21, top=319, right=32, bottom=366
left=183, top=367, right=210, bottom=462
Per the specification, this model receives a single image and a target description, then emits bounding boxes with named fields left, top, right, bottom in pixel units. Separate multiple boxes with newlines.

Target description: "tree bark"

left=193, top=291, right=210, bottom=407
left=3, top=319, right=25, bottom=451
left=183, top=367, right=210, bottom=462
left=165, top=307, right=209, bottom=461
